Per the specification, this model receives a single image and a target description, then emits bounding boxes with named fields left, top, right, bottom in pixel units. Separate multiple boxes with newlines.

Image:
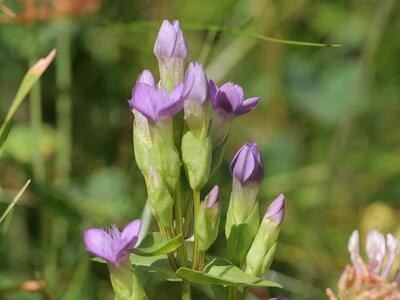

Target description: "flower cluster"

left=83, top=20, right=286, bottom=300
left=326, top=230, right=400, bottom=299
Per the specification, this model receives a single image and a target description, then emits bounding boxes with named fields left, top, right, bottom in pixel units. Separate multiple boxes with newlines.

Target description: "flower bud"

left=183, top=62, right=208, bottom=104
left=230, top=142, right=264, bottom=185
left=225, top=143, right=264, bottom=266
left=245, top=195, right=285, bottom=277
left=154, top=20, right=188, bottom=91
left=183, top=62, right=209, bottom=135
left=196, top=186, right=220, bottom=251
left=264, top=193, right=285, bottom=225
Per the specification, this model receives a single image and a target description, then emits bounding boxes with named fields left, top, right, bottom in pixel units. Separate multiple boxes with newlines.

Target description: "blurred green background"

left=1, top=0, right=399, bottom=299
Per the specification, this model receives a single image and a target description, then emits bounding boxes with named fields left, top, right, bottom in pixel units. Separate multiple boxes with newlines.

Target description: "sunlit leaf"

left=176, top=257, right=282, bottom=287
left=134, top=233, right=184, bottom=256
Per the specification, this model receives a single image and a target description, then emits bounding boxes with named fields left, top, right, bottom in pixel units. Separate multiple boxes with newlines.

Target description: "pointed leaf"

left=134, top=233, right=183, bottom=256
left=0, top=49, right=56, bottom=152
left=176, top=257, right=281, bottom=288
left=130, top=254, right=182, bottom=282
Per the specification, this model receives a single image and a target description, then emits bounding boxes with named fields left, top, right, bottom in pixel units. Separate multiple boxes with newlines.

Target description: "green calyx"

left=196, top=201, right=220, bottom=252
left=245, top=219, right=281, bottom=277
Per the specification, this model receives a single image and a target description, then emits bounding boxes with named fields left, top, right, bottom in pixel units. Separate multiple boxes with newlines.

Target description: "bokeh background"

left=1, top=0, right=399, bottom=299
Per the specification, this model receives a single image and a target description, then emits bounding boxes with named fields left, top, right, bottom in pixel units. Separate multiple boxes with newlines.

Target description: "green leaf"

left=0, top=49, right=56, bottom=153
left=134, top=233, right=183, bottom=256
left=176, top=258, right=281, bottom=288
left=130, top=254, right=181, bottom=282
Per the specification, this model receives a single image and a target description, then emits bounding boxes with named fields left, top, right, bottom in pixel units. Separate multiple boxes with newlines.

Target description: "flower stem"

left=192, top=190, right=202, bottom=270
left=228, top=287, right=238, bottom=300
left=175, top=183, right=189, bottom=266
left=183, top=197, right=193, bottom=238
left=181, top=281, right=191, bottom=300
left=241, top=287, right=249, bottom=300
left=159, top=225, right=179, bottom=270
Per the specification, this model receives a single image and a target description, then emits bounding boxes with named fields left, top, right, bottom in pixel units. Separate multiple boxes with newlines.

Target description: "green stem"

left=159, top=225, right=179, bottom=270
left=192, top=190, right=201, bottom=270
left=241, top=287, right=249, bottom=300
left=55, top=20, right=72, bottom=186
left=183, top=197, right=193, bottom=238
left=228, top=286, right=238, bottom=300
left=181, top=281, right=191, bottom=300
left=175, top=183, right=189, bottom=267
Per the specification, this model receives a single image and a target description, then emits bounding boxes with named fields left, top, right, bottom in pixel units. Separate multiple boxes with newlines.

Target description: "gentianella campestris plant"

left=83, top=20, right=286, bottom=300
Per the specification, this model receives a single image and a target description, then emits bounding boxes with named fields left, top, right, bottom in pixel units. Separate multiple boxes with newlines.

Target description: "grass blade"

left=0, top=49, right=56, bottom=152
left=0, top=179, right=31, bottom=224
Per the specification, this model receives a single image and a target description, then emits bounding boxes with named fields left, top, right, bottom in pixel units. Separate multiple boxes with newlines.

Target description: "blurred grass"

left=1, top=0, right=399, bottom=299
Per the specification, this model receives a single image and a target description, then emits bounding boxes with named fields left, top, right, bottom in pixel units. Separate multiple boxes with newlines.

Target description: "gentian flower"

left=264, top=193, right=285, bottom=225
left=230, top=142, right=264, bottom=185
left=225, top=143, right=264, bottom=267
left=83, top=219, right=141, bottom=266
left=154, top=20, right=188, bottom=91
left=209, top=80, right=260, bottom=117
left=183, top=62, right=208, bottom=104
left=154, top=20, right=188, bottom=62
left=129, top=70, right=184, bottom=123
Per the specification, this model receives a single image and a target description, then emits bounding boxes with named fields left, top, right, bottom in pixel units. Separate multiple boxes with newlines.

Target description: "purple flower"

left=366, top=230, right=386, bottom=273
left=183, top=62, right=208, bottom=104
left=382, top=233, right=400, bottom=278
left=83, top=219, right=141, bottom=266
left=129, top=70, right=184, bottom=122
left=230, top=143, right=264, bottom=185
left=204, top=185, right=219, bottom=209
left=264, top=194, right=285, bottom=225
left=209, top=80, right=260, bottom=117
left=154, top=20, right=188, bottom=61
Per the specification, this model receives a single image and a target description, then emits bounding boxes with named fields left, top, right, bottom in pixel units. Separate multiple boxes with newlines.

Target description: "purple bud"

left=83, top=219, right=141, bottom=266
left=209, top=80, right=260, bottom=117
left=183, top=62, right=208, bottom=104
left=264, top=194, right=285, bottom=225
left=129, top=76, right=184, bottom=123
left=276, top=296, right=288, bottom=300
left=154, top=20, right=188, bottom=61
left=204, top=186, right=219, bottom=209
left=366, top=230, right=386, bottom=274
left=230, top=143, right=264, bottom=185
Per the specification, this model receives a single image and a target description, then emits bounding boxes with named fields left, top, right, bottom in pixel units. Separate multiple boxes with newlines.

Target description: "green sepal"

left=146, top=170, right=174, bottom=227
left=245, top=219, right=280, bottom=277
left=196, top=202, right=220, bottom=251
left=109, top=260, right=147, bottom=300
left=150, top=129, right=181, bottom=192
left=225, top=201, right=260, bottom=267
left=181, top=131, right=211, bottom=190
